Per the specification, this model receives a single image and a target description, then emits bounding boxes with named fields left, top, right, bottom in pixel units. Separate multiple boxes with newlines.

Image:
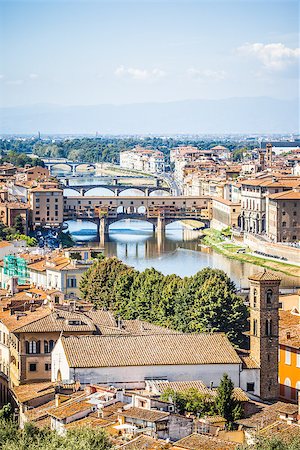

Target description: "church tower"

left=265, top=143, right=273, bottom=167
left=248, top=271, right=281, bottom=400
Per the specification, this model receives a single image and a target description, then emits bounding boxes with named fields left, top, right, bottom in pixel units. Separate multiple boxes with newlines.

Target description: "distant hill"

left=0, top=97, right=298, bottom=134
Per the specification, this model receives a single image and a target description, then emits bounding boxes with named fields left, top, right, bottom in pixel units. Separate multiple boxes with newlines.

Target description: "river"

left=56, top=169, right=298, bottom=289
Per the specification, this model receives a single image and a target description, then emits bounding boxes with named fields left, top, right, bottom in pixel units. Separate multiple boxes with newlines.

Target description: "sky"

left=0, top=0, right=299, bottom=107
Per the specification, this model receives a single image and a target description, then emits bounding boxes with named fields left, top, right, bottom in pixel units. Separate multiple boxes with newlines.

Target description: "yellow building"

left=279, top=309, right=300, bottom=402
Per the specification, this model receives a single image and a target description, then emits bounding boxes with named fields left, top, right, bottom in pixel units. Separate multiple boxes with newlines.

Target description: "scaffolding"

left=3, top=255, right=29, bottom=285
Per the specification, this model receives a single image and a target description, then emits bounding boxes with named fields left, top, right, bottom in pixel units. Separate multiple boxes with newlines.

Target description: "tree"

left=239, top=435, right=300, bottom=450
left=0, top=418, right=113, bottom=450
left=79, top=257, right=131, bottom=309
left=187, top=269, right=248, bottom=347
left=161, top=388, right=215, bottom=417
left=0, top=403, right=13, bottom=420
left=14, top=215, right=24, bottom=234
left=215, top=374, right=242, bottom=425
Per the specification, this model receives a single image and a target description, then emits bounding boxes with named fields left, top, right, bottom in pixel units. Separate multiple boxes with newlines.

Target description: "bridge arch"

left=49, top=163, right=74, bottom=172
left=149, top=189, right=170, bottom=196
left=63, top=188, right=81, bottom=196
left=84, top=187, right=115, bottom=196
left=74, top=163, right=96, bottom=173
left=118, top=188, right=146, bottom=196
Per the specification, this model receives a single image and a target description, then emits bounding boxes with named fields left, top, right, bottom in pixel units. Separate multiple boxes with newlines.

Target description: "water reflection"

left=65, top=219, right=298, bottom=289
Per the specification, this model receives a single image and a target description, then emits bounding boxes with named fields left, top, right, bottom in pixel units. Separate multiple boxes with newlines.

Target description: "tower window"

left=253, top=288, right=257, bottom=308
left=266, top=289, right=273, bottom=305
left=265, top=319, right=272, bottom=336
left=253, top=319, right=258, bottom=336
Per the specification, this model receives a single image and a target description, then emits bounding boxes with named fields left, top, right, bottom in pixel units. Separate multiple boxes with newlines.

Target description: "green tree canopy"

left=79, top=257, right=132, bottom=309
left=79, top=258, right=249, bottom=347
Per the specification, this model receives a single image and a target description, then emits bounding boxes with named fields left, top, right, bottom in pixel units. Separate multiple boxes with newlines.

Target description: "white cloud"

left=187, top=68, right=227, bottom=81
left=114, top=65, right=166, bottom=81
left=29, top=73, right=39, bottom=79
left=5, top=79, right=23, bottom=86
left=238, top=42, right=300, bottom=70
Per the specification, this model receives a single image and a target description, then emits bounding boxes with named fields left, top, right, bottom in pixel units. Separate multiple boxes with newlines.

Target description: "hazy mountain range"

left=0, top=97, right=298, bottom=135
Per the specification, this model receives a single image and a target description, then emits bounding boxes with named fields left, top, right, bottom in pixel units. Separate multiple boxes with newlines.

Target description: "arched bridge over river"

left=64, top=195, right=211, bottom=244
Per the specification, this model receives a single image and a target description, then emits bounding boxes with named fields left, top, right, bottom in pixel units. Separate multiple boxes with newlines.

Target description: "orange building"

left=279, top=309, right=300, bottom=402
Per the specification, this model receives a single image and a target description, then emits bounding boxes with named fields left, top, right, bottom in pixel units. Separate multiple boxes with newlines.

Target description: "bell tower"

left=266, top=143, right=273, bottom=167
left=248, top=271, right=281, bottom=400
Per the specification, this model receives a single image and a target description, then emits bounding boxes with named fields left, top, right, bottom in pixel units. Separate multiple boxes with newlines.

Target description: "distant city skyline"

left=0, top=0, right=299, bottom=109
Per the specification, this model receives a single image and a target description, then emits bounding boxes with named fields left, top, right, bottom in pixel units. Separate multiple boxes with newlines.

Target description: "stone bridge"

left=64, top=195, right=211, bottom=244
left=62, top=177, right=171, bottom=196
left=42, top=159, right=96, bottom=175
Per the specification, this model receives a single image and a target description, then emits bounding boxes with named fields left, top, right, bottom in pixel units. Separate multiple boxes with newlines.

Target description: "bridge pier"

left=80, top=188, right=86, bottom=196
left=156, top=216, right=166, bottom=235
left=99, top=217, right=109, bottom=246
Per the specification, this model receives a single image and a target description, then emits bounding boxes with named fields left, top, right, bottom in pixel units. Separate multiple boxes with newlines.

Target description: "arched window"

left=266, top=289, right=273, bottom=305
left=28, top=341, right=37, bottom=354
left=295, top=381, right=300, bottom=392
left=49, top=340, right=55, bottom=352
left=253, top=288, right=257, bottom=308
left=44, top=341, right=49, bottom=353
left=265, top=319, right=272, bottom=336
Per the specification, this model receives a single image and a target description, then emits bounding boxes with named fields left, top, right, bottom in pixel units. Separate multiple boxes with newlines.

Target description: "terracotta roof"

left=268, top=190, right=300, bottom=200
left=276, top=403, right=298, bottom=415
left=0, top=241, right=12, bottom=248
left=212, top=197, right=240, bottom=206
left=84, top=310, right=117, bottom=328
left=27, top=260, right=47, bottom=272
left=155, top=380, right=208, bottom=394
left=0, top=307, right=51, bottom=332
left=60, top=333, right=241, bottom=368
left=102, top=402, right=127, bottom=418
left=173, top=433, right=236, bottom=449
left=237, top=401, right=296, bottom=429
left=14, top=309, right=96, bottom=333
left=240, top=177, right=300, bottom=188
left=279, top=310, right=300, bottom=349
left=64, top=416, right=116, bottom=430
left=259, top=421, right=300, bottom=440
left=119, top=406, right=169, bottom=422
left=12, top=382, right=55, bottom=404
left=49, top=399, right=94, bottom=420
left=121, top=319, right=178, bottom=335
left=24, top=399, right=55, bottom=422
left=239, top=355, right=260, bottom=369
left=119, top=435, right=167, bottom=449
left=248, top=270, right=281, bottom=282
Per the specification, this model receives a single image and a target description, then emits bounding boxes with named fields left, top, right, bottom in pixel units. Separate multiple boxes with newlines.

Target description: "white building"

left=120, top=147, right=165, bottom=174
left=51, top=333, right=260, bottom=396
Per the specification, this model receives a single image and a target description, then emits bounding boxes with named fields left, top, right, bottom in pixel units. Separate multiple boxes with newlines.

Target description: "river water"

left=56, top=170, right=298, bottom=289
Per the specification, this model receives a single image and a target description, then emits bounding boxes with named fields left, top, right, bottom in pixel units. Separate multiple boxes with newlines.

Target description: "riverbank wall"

left=244, top=234, right=300, bottom=265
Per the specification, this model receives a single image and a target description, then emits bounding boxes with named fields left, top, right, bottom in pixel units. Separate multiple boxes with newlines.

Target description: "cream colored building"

left=29, top=182, right=64, bottom=229
left=120, top=147, right=165, bottom=174
left=211, top=197, right=241, bottom=231
left=266, top=189, right=300, bottom=243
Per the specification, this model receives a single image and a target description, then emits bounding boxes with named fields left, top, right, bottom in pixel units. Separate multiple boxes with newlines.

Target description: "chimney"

left=117, top=316, right=122, bottom=329
left=286, top=331, right=291, bottom=339
left=9, top=276, right=19, bottom=296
